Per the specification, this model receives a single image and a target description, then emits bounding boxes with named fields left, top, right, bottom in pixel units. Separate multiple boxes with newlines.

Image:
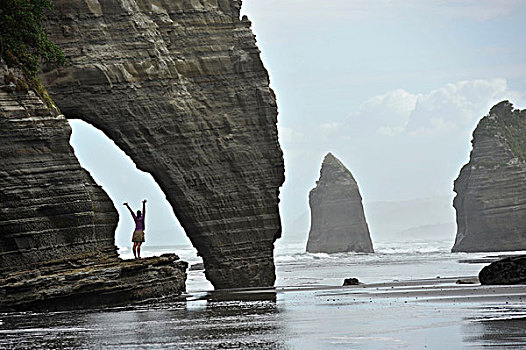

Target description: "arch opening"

left=68, top=120, right=203, bottom=264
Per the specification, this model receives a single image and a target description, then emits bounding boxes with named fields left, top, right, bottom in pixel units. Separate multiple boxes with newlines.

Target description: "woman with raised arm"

left=123, top=199, right=147, bottom=259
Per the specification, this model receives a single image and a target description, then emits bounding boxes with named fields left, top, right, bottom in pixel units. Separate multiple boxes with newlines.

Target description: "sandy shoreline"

left=198, top=275, right=526, bottom=304
left=184, top=276, right=526, bottom=348
left=2, top=275, right=526, bottom=349
left=271, top=277, right=526, bottom=348
left=301, top=276, right=526, bottom=303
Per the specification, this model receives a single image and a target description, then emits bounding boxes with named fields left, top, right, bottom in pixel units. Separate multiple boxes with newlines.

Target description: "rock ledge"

left=0, top=254, right=187, bottom=312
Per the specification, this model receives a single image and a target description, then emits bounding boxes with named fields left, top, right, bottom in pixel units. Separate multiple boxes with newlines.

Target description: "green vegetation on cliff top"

left=483, top=101, right=526, bottom=162
left=0, top=0, right=64, bottom=77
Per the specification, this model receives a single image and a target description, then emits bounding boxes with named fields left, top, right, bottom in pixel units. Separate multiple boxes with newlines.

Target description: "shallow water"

left=2, top=290, right=526, bottom=349
left=2, top=240, right=526, bottom=349
left=0, top=298, right=283, bottom=349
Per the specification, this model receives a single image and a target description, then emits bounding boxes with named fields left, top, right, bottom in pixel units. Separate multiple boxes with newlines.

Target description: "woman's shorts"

left=132, top=230, right=145, bottom=242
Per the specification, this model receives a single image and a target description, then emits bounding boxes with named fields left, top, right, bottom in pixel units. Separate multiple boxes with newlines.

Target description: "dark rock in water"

left=190, top=263, right=205, bottom=271
left=452, top=101, right=526, bottom=252
left=42, top=0, right=284, bottom=289
left=479, top=256, right=526, bottom=285
left=455, top=278, right=478, bottom=285
left=0, top=254, right=187, bottom=312
left=306, top=153, right=374, bottom=253
left=343, top=278, right=361, bottom=286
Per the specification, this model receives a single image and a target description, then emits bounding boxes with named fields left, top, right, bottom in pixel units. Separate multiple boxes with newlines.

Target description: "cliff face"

left=0, top=64, right=118, bottom=271
left=452, top=101, right=526, bottom=252
left=306, top=153, right=374, bottom=254
left=0, top=64, right=187, bottom=311
left=42, top=0, right=284, bottom=288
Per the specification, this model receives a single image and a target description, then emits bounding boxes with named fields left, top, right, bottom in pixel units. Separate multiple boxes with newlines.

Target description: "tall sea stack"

left=452, top=101, right=526, bottom=252
left=306, top=153, right=374, bottom=253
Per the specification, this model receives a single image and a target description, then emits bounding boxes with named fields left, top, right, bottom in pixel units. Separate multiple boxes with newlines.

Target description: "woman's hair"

left=137, top=210, right=142, bottom=217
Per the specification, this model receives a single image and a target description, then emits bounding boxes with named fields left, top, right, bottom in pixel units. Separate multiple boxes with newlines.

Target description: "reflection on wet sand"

left=0, top=290, right=284, bottom=350
left=2, top=283, right=526, bottom=349
left=84, top=291, right=284, bottom=349
left=463, top=304, right=526, bottom=347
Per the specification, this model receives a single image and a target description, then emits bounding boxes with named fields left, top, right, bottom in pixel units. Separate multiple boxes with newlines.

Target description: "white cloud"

left=278, top=125, right=306, bottom=144
left=320, top=122, right=341, bottom=139
left=343, top=78, right=524, bottom=137
left=406, top=79, right=518, bottom=135
left=356, top=89, right=418, bottom=136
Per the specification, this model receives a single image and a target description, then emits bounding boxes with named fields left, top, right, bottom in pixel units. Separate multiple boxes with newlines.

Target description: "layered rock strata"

left=42, top=0, right=284, bottom=288
left=479, top=256, right=526, bottom=285
left=452, top=101, right=526, bottom=252
left=306, top=153, right=374, bottom=253
left=0, top=64, right=117, bottom=272
left=0, top=254, right=187, bottom=312
left=0, top=64, right=186, bottom=311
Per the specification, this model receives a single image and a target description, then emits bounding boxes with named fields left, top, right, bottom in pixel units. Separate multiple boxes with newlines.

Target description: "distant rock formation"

left=479, top=256, right=526, bottom=285
left=306, top=153, right=374, bottom=253
left=0, top=63, right=186, bottom=311
left=452, top=101, right=526, bottom=252
left=40, top=0, right=284, bottom=289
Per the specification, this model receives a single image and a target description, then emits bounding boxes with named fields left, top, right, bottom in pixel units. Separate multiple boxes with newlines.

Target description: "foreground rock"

left=0, top=63, right=187, bottom=310
left=0, top=254, right=187, bottom=311
left=306, top=153, right=374, bottom=253
left=42, top=0, right=284, bottom=289
left=479, top=256, right=526, bottom=285
left=452, top=101, right=526, bottom=252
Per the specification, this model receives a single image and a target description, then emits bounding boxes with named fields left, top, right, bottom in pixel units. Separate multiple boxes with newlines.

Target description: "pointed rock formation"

left=306, top=153, right=374, bottom=253
left=41, top=0, right=284, bottom=288
left=452, top=101, right=526, bottom=252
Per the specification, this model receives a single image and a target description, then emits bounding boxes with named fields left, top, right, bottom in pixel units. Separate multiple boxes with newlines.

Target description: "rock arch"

left=41, top=0, right=284, bottom=288
left=69, top=119, right=189, bottom=249
left=0, top=64, right=186, bottom=311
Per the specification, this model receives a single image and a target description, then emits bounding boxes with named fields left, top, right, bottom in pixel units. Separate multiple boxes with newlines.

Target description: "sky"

left=70, top=0, right=526, bottom=248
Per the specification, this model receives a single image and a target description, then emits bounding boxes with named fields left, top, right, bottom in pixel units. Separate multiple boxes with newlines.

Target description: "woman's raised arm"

left=123, top=202, right=136, bottom=219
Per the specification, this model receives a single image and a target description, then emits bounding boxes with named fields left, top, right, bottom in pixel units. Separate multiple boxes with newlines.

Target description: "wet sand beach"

left=2, top=241, right=526, bottom=349
left=2, top=276, right=526, bottom=349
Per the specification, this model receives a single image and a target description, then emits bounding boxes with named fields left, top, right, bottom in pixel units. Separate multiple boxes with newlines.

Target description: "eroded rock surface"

left=42, top=0, right=284, bottom=288
left=306, top=153, right=374, bottom=254
left=0, top=64, right=117, bottom=272
left=452, top=101, right=526, bottom=252
left=0, top=64, right=187, bottom=311
left=479, top=256, right=526, bottom=285
left=0, top=254, right=187, bottom=311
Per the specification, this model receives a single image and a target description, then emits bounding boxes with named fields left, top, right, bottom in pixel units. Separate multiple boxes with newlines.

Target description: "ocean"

left=2, top=240, right=526, bottom=349
left=119, top=240, right=504, bottom=291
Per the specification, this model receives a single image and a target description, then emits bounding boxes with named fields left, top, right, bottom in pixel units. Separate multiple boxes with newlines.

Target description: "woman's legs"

left=132, top=242, right=138, bottom=259
left=137, top=242, right=142, bottom=259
